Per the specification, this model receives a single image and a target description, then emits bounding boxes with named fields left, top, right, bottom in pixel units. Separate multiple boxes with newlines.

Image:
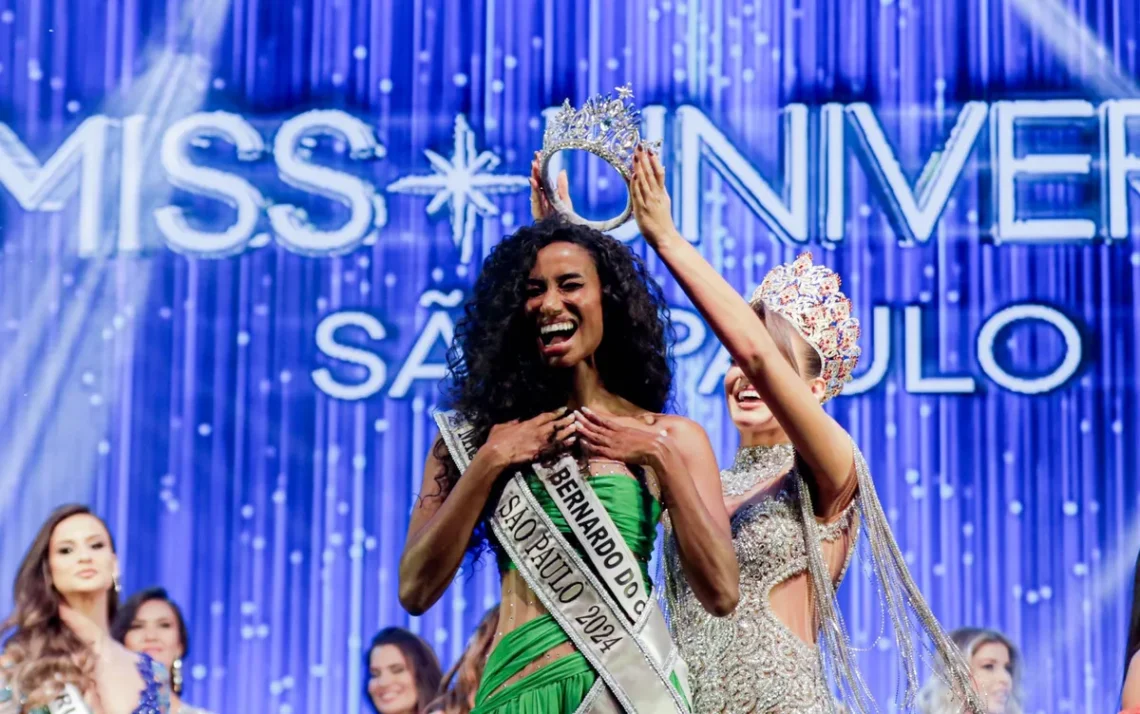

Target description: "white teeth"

left=540, top=321, right=576, bottom=335
left=737, top=389, right=760, bottom=400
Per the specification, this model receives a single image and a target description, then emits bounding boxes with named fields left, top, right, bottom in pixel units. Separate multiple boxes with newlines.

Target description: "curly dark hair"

left=436, top=217, right=675, bottom=555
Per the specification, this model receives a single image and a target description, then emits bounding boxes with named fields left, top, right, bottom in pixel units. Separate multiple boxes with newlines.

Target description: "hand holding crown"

left=535, top=84, right=660, bottom=232
left=630, top=145, right=680, bottom=251
left=530, top=152, right=571, bottom=221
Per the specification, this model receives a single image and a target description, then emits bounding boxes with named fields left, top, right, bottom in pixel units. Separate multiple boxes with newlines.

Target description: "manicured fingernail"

left=581, top=406, right=593, bottom=414
left=555, top=406, right=568, bottom=415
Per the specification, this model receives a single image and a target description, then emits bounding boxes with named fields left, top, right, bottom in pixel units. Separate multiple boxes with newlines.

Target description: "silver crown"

left=537, top=85, right=659, bottom=232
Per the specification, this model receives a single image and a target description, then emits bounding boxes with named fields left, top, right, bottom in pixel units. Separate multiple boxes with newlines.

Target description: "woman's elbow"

left=741, top=346, right=781, bottom=386
left=397, top=559, right=434, bottom=615
left=697, top=583, right=743, bottom=615
left=703, top=562, right=740, bottom=617
left=703, top=583, right=739, bottom=617
left=397, top=577, right=428, bottom=615
left=398, top=586, right=430, bottom=616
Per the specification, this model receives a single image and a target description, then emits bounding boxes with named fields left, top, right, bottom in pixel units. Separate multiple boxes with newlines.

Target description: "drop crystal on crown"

left=541, top=84, right=660, bottom=180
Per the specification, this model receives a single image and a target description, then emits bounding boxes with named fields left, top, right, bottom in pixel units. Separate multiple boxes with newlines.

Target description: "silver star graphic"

left=387, top=115, right=529, bottom=263
left=615, top=84, right=634, bottom=100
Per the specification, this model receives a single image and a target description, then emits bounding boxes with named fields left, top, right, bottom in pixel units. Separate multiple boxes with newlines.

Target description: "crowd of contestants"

left=371, top=566, right=1140, bottom=714
left=0, top=499, right=1137, bottom=713
left=366, top=620, right=1029, bottom=714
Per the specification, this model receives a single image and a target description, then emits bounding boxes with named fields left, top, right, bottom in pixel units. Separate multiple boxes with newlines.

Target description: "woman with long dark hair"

left=628, top=145, right=982, bottom=712
left=0, top=504, right=169, bottom=713
left=1123, top=548, right=1140, bottom=711
left=397, top=163, right=738, bottom=713
left=366, top=628, right=443, bottom=714
left=112, top=588, right=212, bottom=714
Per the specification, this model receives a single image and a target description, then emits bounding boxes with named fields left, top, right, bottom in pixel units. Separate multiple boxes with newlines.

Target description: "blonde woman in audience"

left=917, top=628, right=1020, bottom=714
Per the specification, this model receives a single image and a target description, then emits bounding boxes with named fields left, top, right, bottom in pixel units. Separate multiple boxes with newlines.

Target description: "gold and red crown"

left=749, top=253, right=861, bottom=402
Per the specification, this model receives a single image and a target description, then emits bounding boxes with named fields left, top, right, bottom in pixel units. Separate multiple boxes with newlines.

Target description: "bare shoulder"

left=104, top=638, right=158, bottom=675
left=654, top=414, right=711, bottom=444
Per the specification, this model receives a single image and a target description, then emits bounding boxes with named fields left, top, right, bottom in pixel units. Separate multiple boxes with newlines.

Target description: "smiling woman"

left=366, top=628, right=442, bottom=714
left=0, top=504, right=170, bottom=714
left=395, top=164, right=739, bottom=714
left=112, top=588, right=213, bottom=714
left=917, top=629, right=1022, bottom=714
left=630, top=146, right=982, bottom=713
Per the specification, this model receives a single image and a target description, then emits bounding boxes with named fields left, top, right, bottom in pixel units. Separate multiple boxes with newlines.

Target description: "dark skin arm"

left=573, top=408, right=739, bottom=616
left=629, top=148, right=854, bottom=506
left=398, top=410, right=576, bottom=614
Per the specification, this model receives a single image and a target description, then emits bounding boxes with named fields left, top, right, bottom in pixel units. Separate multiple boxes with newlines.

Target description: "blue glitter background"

left=0, top=0, right=1137, bottom=712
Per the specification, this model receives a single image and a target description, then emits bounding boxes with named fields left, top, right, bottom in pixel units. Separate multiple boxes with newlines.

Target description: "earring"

left=172, top=658, right=183, bottom=695
left=112, top=574, right=121, bottom=593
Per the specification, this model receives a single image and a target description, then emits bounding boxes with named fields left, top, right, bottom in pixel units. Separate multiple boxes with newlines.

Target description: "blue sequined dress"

left=0, top=652, right=169, bottom=714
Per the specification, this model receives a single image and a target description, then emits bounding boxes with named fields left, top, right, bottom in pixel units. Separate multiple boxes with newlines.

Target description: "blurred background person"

left=917, top=628, right=1020, bottom=714
left=113, top=587, right=214, bottom=714
left=425, top=605, right=499, bottom=714
left=0, top=504, right=169, bottom=712
left=367, top=627, right=442, bottom=714
left=1122, top=548, right=1140, bottom=712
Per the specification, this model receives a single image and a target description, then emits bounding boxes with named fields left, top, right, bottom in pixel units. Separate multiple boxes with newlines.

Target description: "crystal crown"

left=541, top=84, right=658, bottom=181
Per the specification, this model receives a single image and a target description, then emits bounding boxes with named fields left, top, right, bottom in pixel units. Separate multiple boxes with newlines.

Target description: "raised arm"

left=629, top=148, right=853, bottom=506
left=574, top=408, right=739, bottom=616
left=652, top=415, right=739, bottom=615
left=398, top=409, right=575, bottom=614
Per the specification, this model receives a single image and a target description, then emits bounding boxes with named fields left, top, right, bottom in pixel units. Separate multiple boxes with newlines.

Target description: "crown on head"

left=750, top=253, right=861, bottom=402
left=537, top=85, right=659, bottom=232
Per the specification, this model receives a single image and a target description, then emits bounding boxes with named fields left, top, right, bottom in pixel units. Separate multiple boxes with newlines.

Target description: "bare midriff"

left=486, top=459, right=659, bottom=696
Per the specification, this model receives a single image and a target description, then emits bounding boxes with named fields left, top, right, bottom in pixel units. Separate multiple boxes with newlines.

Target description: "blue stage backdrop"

left=0, top=0, right=1137, bottom=712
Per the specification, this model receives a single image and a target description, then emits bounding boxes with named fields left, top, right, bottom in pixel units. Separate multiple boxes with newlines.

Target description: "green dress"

left=471, top=471, right=687, bottom=714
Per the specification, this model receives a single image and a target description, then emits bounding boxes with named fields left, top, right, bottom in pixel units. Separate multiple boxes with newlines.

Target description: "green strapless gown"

left=471, top=472, right=686, bottom=714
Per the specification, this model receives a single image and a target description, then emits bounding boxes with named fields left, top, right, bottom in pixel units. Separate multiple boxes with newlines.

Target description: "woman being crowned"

left=626, top=145, right=985, bottom=713
left=397, top=89, right=739, bottom=714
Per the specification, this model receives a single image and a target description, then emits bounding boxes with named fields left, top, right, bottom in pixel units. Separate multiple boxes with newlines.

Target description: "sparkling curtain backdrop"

left=0, top=0, right=1137, bottom=712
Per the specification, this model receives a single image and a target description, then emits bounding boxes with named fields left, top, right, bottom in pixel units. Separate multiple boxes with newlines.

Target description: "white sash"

left=433, top=410, right=691, bottom=714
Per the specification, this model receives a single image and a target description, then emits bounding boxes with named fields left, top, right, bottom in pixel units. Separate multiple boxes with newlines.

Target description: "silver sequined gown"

left=664, top=446, right=860, bottom=714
